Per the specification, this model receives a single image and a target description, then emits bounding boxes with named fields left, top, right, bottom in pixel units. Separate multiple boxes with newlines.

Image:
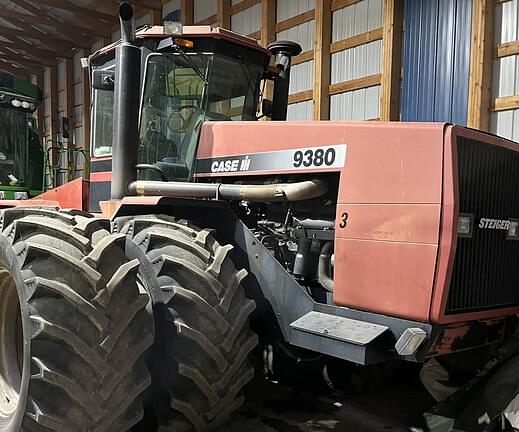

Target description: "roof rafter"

left=0, top=58, right=39, bottom=75
left=1, top=2, right=105, bottom=39
left=33, top=0, right=114, bottom=23
left=0, top=50, right=54, bottom=67
left=0, top=37, right=61, bottom=60
left=0, top=24, right=77, bottom=51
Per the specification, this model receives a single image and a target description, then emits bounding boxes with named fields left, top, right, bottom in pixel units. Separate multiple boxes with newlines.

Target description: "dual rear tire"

left=0, top=209, right=256, bottom=432
left=0, top=207, right=153, bottom=432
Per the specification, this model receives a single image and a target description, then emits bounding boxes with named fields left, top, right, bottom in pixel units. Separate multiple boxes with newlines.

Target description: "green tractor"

left=0, top=71, right=44, bottom=200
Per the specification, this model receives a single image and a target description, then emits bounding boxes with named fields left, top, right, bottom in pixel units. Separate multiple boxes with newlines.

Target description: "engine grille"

left=446, top=137, right=519, bottom=314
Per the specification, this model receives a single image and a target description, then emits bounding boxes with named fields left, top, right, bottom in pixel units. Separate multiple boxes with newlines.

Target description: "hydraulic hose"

left=318, top=242, right=334, bottom=292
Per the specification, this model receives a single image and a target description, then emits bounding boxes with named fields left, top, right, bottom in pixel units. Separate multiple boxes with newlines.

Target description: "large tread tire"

left=0, top=207, right=153, bottom=432
left=113, top=215, right=258, bottom=432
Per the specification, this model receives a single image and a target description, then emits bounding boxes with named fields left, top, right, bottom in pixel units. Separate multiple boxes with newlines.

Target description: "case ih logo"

left=479, top=218, right=511, bottom=230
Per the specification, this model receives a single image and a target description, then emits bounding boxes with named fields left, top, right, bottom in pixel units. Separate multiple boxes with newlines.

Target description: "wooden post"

left=313, top=0, right=332, bottom=120
left=217, top=0, right=231, bottom=28
left=80, top=50, right=91, bottom=178
left=261, top=0, right=276, bottom=105
left=467, top=0, right=493, bottom=131
left=47, top=65, right=59, bottom=148
left=181, top=0, right=194, bottom=25
left=380, top=0, right=403, bottom=121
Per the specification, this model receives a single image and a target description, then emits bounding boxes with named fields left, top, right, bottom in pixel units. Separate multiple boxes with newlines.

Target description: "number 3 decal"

left=339, top=212, right=348, bottom=229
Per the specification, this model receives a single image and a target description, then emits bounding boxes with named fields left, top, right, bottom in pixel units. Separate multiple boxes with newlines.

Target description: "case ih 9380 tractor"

left=2, top=3, right=519, bottom=431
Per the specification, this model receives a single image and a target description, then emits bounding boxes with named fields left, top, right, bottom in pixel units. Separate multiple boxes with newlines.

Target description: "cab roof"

left=90, top=25, right=267, bottom=62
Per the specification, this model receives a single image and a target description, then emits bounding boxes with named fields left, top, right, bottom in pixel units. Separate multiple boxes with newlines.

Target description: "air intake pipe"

left=267, top=41, right=302, bottom=121
left=128, top=179, right=328, bottom=202
left=111, top=3, right=141, bottom=200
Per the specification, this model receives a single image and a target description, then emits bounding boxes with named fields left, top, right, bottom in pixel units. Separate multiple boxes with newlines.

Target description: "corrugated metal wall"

left=276, top=0, right=315, bottom=120
left=231, top=3, right=261, bottom=36
left=490, top=0, right=519, bottom=141
left=401, top=0, right=472, bottom=125
left=329, top=0, right=383, bottom=121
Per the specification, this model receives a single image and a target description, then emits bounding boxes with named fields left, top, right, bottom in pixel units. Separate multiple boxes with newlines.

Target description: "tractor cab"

left=90, top=26, right=270, bottom=183
left=137, top=33, right=267, bottom=181
left=0, top=71, right=43, bottom=198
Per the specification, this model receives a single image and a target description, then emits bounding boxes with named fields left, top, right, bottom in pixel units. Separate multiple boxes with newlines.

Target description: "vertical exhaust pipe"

left=111, top=2, right=141, bottom=200
left=267, top=41, right=302, bottom=121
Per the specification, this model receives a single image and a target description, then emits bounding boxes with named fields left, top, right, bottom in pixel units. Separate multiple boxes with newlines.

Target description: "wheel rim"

left=0, top=267, right=23, bottom=418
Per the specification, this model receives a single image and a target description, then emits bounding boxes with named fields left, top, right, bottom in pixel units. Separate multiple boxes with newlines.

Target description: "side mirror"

left=92, top=69, right=115, bottom=91
left=262, top=99, right=273, bottom=118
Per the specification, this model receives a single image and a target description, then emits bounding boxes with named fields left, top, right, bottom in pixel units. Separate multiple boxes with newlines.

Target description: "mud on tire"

left=114, top=215, right=258, bottom=432
left=0, top=207, right=153, bottom=432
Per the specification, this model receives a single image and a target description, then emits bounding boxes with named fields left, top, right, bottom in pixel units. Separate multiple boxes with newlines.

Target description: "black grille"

left=446, top=137, right=519, bottom=314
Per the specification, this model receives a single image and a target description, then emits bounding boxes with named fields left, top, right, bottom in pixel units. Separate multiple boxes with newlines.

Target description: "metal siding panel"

left=451, top=0, right=471, bottom=125
left=231, top=4, right=261, bottom=35
left=500, top=0, right=518, bottom=43
left=277, top=20, right=314, bottom=52
left=287, top=100, right=312, bottom=120
left=277, top=0, right=314, bottom=22
left=367, top=0, right=384, bottom=31
left=365, top=85, right=380, bottom=119
left=289, top=61, right=314, bottom=94
left=194, top=0, right=216, bottom=23
left=402, top=0, right=471, bottom=124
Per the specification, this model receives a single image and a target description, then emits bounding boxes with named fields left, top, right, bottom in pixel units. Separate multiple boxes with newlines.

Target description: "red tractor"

left=1, top=3, right=519, bottom=431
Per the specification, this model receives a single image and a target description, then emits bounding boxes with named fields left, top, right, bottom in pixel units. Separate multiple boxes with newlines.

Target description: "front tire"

left=0, top=207, right=154, bottom=432
left=114, top=215, right=258, bottom=432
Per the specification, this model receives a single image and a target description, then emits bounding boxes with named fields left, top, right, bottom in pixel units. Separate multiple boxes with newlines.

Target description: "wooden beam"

left=195, top=15, right=217, bottom=25
left=261, top=0, right=276, bottom=47
left=231, top=0, right=260, bottom=15
left=248, top=30, right=261, bottom=40
left=276, top=9, right=315, bottom=33
left=0, top=7, right=93, bottom=38
left=491, top=95, right=519, bottom=112
left=181, top=0, right=194, bottom=25
left=313, top=0, right=331, bottom=120
left=80, top=50, right=91, bottom=177
left=0, top=24, right=76, bottom=50
left=9, top=17, right=91, bottom=48
left=0, top=37, right=61, bottom=60
left=467, top=0, right=494, bottom=131
left=288, top=89, right=313, bottom=104
left=124, top=0, right=162, bottom=12
left=330, top=27, right=384, bottom=53
left=329, top=73, right=382, bottom=95
left=496, top=40, right=519, bottom=58
left=261, top=0, right=276, bottom=106
left=217, top=0, right=231, bottom=28
left=292, top=50, right=314, bottom=65
left=0, top=59, right=34, bottom=76
left=380, top=0, right=403, bottom=121
left=0, top=52, right=50, bottom=67
left=46, top=65, right=59, bottom=147
left=33, top=0, right=113, bottom=22
left=331, top=0, right=363, bottom=12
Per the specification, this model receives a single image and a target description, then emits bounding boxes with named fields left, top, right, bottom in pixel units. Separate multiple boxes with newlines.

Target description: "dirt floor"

left=217, top=362, right=434, bottom=432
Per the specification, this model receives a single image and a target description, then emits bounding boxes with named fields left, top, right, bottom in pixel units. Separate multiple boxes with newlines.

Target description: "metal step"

left=290, top=311, right=388, bottom=346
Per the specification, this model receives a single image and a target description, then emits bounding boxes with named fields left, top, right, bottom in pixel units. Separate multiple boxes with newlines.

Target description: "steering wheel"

left=167, top=105, right=197, bottom=134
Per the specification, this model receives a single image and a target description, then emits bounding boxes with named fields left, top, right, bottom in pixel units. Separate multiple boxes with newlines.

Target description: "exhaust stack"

left=267, top=41, right=302, bottom=121
left=111, top=2, right=141, bottom=199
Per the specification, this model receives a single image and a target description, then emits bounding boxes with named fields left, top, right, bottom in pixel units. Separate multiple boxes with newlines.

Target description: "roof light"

left=10, top=99, right=21, bottom=108
left=175, top=37, right=194, bottom=49
left=164, top=21, right=183, bottom=36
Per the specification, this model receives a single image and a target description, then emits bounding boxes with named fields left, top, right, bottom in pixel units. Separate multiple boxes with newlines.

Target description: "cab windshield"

left=138, top=51, right=262, bottom=181
left=0, top=107, right=28, bottom=187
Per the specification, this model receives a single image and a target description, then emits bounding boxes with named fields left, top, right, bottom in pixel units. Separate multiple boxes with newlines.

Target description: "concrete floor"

left=218, top=364, right=433, bottom=432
